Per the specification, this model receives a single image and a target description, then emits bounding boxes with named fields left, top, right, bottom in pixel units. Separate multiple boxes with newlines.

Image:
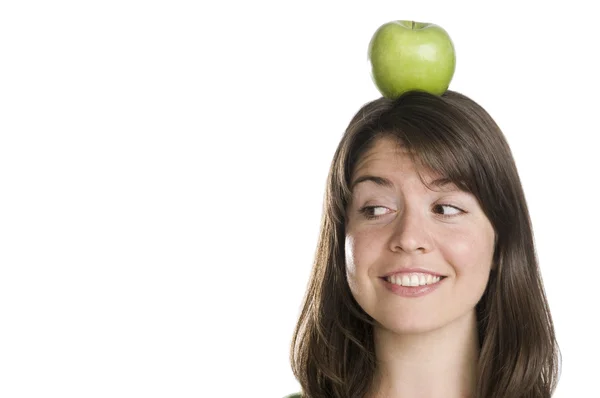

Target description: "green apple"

left=368, top=20, right=456, bottom=98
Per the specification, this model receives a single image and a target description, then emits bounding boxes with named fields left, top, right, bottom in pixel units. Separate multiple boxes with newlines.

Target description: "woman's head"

left=345, top=134, right=496, bottom=336
left=290, top=90, right=560, bottom=397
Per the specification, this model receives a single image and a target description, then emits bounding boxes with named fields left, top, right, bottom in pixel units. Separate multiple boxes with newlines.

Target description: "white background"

left=1, top=1, right=598, bottom=397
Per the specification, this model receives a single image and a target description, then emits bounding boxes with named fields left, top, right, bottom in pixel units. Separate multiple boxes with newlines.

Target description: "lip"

left=380, top=275, right=446, bottom=298
left=381, top=267, right=446, bottom=278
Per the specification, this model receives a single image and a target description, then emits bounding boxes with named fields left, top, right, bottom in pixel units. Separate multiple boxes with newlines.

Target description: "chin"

left=375, top=316, right=446, bottom=336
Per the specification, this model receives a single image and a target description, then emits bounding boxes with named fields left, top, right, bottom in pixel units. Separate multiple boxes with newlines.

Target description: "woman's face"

left=344, top=136, right=496, bottom=334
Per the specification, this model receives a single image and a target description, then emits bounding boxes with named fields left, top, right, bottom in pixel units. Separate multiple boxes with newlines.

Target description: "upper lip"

left=381, top=268, right=447, bottom=278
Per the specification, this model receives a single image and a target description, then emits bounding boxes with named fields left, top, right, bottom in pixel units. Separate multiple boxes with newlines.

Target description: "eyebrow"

left=350, top=175, right=460, bottom=191
left=351, top=175, right=394, bottom=190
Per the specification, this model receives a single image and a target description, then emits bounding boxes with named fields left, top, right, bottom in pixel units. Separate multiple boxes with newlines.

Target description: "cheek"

left=345, top=231, right=379, bottom=284
left=442, top=228, right=494, bottom=275
left=344, top=235, right=358, bottom=275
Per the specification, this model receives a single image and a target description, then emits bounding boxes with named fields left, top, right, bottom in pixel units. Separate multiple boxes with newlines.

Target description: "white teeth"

left=410, top=275, right=419, bottom=286
left=402, top=275, right=410, bottom=286
left=386, top=273, right=442, bottom=287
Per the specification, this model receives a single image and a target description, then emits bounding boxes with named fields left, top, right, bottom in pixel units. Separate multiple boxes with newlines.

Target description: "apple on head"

left=368, top=20, right=456, bottom=99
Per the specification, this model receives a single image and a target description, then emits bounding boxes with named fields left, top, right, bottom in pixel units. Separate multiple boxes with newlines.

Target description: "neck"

left=368, top=310, right=480, bottom=398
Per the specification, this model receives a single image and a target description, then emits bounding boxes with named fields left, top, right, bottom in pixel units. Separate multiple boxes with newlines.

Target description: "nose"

left=389, top=205, right=433, bottom=254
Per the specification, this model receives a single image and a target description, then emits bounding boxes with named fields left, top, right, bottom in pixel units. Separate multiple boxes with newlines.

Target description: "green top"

left=283, top=394, right=301, bottom=398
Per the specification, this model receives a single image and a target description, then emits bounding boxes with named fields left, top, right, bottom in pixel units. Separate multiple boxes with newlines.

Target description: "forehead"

left=351, top=136, right=457, bottom=192
left=353, top=137, right=428, bottom=178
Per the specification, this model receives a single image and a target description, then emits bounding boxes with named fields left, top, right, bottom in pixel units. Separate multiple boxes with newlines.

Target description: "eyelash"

left=358, top=204, right=465, bottom=220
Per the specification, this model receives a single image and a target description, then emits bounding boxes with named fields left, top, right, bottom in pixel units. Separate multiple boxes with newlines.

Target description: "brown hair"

left=289, top=90, right=560, bottom=397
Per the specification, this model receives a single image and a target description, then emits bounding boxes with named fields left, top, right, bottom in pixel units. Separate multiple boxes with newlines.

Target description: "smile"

left=384, top=273, right=446, bottom=287
left=380, top=273, right=447, bottom=298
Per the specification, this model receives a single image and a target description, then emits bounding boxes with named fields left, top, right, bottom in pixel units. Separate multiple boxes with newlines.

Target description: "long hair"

left=289, top=90, right=560, bottom=397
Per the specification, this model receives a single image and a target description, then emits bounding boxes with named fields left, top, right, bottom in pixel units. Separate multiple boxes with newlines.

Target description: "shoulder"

left=282, top=394, right=302, bottom=398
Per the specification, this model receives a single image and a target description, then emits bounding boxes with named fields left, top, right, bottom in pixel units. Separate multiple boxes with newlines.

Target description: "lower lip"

left=380, top=277, right=446, bottom=297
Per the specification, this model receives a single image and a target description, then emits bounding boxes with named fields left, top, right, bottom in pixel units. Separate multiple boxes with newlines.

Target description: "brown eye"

left=433, top=204, right=464, bottom=218
left=358, top=206, right=390, bottom=220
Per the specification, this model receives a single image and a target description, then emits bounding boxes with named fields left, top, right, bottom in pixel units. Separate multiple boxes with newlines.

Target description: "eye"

left=433, top=204, right=464, bottom=218
left=358, top=204, right=466, bottom=220
left=358, top=206, right=392, bottom=220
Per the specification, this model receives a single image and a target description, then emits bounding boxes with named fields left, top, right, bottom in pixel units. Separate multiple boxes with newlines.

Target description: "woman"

left=285, top=90, right=561, bottom=397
